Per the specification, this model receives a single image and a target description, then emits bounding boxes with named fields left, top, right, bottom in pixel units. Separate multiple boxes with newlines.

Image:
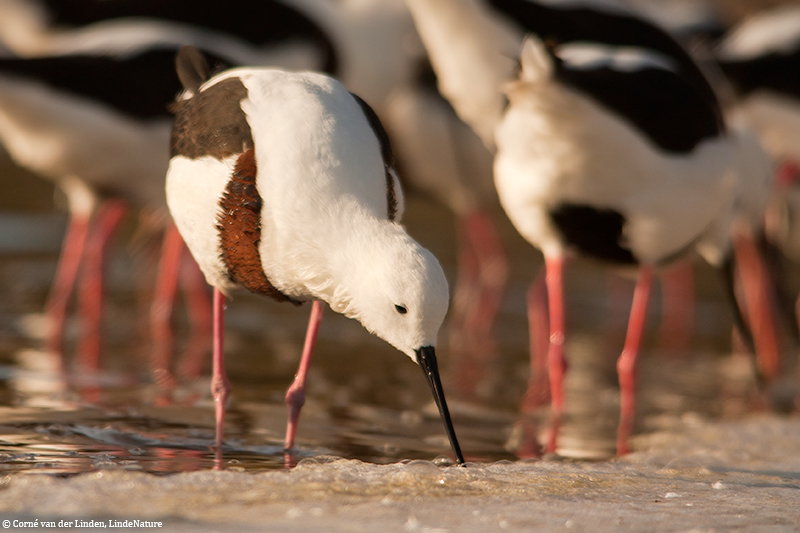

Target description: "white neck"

left=404, top=0, right=523, bottom=151
left=320, top=209, right=404, bottom=316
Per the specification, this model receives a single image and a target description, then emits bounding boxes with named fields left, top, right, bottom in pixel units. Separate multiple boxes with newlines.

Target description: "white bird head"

left=328, top=218, right=461, bottom=463
left=334, top=222, right=450, bottom=360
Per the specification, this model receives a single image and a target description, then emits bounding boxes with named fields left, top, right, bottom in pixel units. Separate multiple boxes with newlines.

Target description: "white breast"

left=494, top=78, right=736, bottom=265
left=185, top=69, right=392, bottom=297
left=166, top=154, right=237, bottom=291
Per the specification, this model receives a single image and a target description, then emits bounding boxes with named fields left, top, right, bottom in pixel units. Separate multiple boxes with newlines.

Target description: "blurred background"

left=0, top=0, right=798, bottom=474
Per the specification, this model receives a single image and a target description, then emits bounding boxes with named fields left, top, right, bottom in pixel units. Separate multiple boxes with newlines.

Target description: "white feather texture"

left=383, top=85, right=495, bottom=216
left=0, top=0, right=322, bottom=70
left=557, top=42, right=678, bottom=73
left=0, top=74, right=170, bottom=211
left=717, top=6, right=800, bottom=166
left=166, top=68, right=449, bottom=358
left=494, top=37, right=737, bottom=265
left=730, top=123, right=775, bottom=228
left=731, top=93, right=800, bottom=164
left=282, top=0, right=424, bottom=112
left=716, top=4, right=800, bottom=61
left=405, top=0, right=523, bottom=151
left=166, top=154, right=237, bottom=292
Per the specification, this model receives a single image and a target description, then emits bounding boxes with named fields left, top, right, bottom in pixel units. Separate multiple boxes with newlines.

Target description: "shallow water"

left=0, top=155, right=799, bottom=531
left=2, top=414, right=800, bottom=531
left=0, top=187, right=792, bottom=479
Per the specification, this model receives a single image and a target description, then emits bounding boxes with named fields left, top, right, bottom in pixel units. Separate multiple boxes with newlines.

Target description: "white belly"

left=166, top=154, right=237, bottom=291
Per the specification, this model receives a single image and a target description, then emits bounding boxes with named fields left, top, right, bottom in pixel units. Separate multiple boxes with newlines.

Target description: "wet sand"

left=1, top=414, right=799, bottom=532
left=0, top=98, right=799, bottom=531
left=1, top=194, right=799, bottom=531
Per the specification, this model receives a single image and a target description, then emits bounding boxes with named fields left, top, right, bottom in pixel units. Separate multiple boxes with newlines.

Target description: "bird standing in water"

left=405, top=0, right=777, bottom=455
left=0, top=0, right=338, bottom=386
left=166, top=46, right=464, bottom=465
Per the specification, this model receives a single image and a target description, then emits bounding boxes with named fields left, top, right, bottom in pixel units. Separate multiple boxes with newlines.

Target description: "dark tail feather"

left=175, top=45, right=211, bottom=94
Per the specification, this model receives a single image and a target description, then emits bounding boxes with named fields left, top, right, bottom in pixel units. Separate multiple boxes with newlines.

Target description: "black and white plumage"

left=278, top=0, right=512, bottom=388
left=716, top=5, right=800, bottom=358
left=0, top=48, right=224, bottom=379
left=0, top=49, right=210, bottom=202
left=0, top=49, right=186, bottom=368
left=486, top=0, right=720, bottom=98
left=0, top=0, right=337, bottom=72
left=406, top=0, right=776, bottom=455
left=0, top=0, right=338, bottom=203
left=383, top=65, right=508, bottom=397
left=166, top=47, right=463, bottom=464
left=624, top=0, right=726, bottom=43
left=0, top=0, right=338, bottom=379
left=3, top=0, right=516, bottom=404
left=716, top=5, right=800, bottom=170
left=407, top=0, right=723, bottom=151
left=495, top=38, right=731, bottom=265
left=495, top=41, right=737, bottom=454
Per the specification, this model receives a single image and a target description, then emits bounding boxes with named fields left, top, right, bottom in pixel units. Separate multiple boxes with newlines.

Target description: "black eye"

left=395, top=304, right=407, bottom=314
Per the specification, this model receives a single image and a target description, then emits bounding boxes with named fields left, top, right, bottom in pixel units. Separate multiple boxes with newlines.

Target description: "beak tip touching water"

left=415, top=345, right=465, bottom=466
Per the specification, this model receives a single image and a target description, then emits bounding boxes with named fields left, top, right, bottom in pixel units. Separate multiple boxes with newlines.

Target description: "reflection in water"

left=0, top=198, right=774, bottom=475
left=0, top=433, right=215, bottom=475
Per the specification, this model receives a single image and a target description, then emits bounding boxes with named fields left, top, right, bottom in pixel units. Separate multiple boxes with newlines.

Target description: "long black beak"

left=415, top=346, right=465, bottom=465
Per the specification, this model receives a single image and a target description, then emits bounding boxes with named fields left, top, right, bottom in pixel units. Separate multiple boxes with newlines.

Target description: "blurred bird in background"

left=0, top=0, right=795, bottom=461
left=0, top=0, right=336, bottom=392
left=405, top=0, right=781, bottom=456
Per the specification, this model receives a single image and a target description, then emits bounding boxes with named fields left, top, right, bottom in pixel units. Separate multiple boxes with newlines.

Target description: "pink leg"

left=775, top=160, right=799, bottom=188
left=658, top=261, right=694, bottom=354
left=459, top=210, right=508, bottom=339
left=545, top=256, right=567, bottom=414
left=284, top=300, right=324, bottom=451
left=449, top=213, right=481, bottom=393
left=211, top=288, right=231, bottom=468
left=76, top=199, right=127, bottom=373
left=150, top=222, right=183, bottom=391
left=616, top=266, right=653, bottom=456
left=450, top=210, right=508, bottom=396
left=177, top=254, right=212, bottom=380
left=45, top=212, right=91, bottom=364
left=544, top=255, right=567, bottom=454
left=515, top=267, right=549, bottom=459
left=522, top=267, right=550, bottom=413
left=451, top=215, right=480, bottom=331
left=733, top=229, right=781, bottom=381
